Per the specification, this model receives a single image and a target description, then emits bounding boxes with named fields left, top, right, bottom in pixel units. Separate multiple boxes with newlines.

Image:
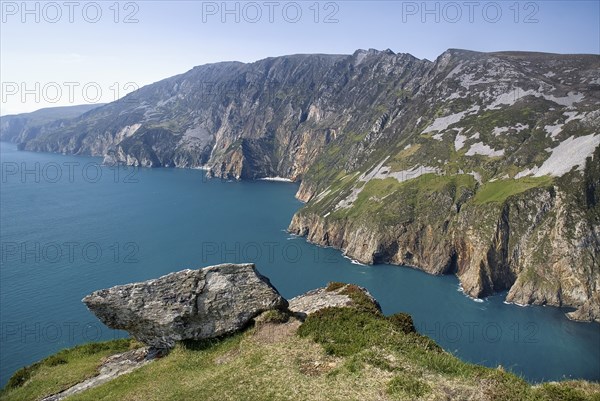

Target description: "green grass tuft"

left=387, top=313, right=416, bottom=334
left=325, top=282, right=346, bottom=292
left=255, top=309, right=291, bottom=325
left=387, top=374, right=431, bottom=399
left=297, top=307, right=391, bottom=356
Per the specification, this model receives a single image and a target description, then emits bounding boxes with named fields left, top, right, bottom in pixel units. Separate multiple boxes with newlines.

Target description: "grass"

left=387, top=313, right=416, bottom=334
left=474, top=176, right=554, bottom=204
left=323, top=173, right=477, bottom=227
left=255, top=309, right=291, bottom=325
left=532, top=382, right=600, bottom=401
left=387, top=375, right=431, bottom=399
left=2, top=303, right=599, bottom=401
left=297, top=308, right=392, bottom=357
left=296, top=305, right=600, bottom=400
left=0, top=338, right=138, bottom=401
left=324, top=281, right=346, bottom=292
left=329, top=283, right=382, bottom=314
left=26, top=326, right=394, bottom=401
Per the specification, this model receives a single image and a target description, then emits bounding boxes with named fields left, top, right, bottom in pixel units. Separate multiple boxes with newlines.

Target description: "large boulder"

left=82, top=263, right=287, bottom=348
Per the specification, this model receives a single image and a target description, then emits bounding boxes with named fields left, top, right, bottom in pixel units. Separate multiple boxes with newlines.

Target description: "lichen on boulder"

left=82, top=263, right=287, bottom=349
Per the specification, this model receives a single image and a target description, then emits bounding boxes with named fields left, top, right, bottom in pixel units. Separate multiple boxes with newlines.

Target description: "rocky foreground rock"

left=82, top=263, right=287, bottom=349
left=49, top=271, right=381, bottom=399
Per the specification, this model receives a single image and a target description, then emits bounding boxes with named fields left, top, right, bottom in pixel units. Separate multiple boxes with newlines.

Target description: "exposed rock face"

left=288, top=283, right=381, bottom=317
left=10, top=49, right=600, bottom=322
left=567, top=295, right=600, bottom=322
left=11, top=50, right=429, bottom=179
left=82, top=263, right=287, bottom=348
left=286, top=50, right=600, bottom=323
left=289, top=180, right=600, bottom=322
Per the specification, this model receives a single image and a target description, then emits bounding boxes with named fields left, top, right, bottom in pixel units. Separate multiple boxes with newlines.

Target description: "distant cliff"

left=7, top=49, right=600, bottom=321
left=0, top=104, right=104, bottom=144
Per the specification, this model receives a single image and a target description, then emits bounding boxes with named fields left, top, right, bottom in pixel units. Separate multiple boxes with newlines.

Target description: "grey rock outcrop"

left=82, top=263, right=287, bottom=348
left=288, top=283, right=381, bottom=317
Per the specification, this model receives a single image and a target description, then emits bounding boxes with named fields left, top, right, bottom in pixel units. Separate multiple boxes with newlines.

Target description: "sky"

left=1, top=0, right=599, bottom=115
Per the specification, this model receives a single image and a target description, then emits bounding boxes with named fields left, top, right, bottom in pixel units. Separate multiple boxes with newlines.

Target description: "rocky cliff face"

left=289, top=189, right=599, bottom=322
left=287, top=50, right=600, bottom=322
left=13, top=51, right=429, bottom=180
left=11, top=49, right=600, bottom=321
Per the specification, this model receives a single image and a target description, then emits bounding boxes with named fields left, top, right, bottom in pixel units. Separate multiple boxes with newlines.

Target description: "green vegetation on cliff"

left=473, top=176, right=554, bottom=204
left=292, top=150, right=599, bottom=314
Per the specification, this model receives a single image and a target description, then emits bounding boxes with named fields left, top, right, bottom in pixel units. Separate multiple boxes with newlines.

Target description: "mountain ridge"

left=4, top=48, right=599, bottom=321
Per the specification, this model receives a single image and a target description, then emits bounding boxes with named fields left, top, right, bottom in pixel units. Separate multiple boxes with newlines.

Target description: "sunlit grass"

left=3, top=305, right=599, bottom=401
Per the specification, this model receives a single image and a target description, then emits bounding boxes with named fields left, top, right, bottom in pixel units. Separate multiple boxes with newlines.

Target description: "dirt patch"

left=297, top=359, right=338, bottom=377
left=252, top=319, right=302, bottom=345
left=213, top=347, right=241, bottom=365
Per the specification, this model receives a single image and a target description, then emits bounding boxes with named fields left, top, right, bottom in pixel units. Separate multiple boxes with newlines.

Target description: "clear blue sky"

left=1, top=0, right=599, bottom=115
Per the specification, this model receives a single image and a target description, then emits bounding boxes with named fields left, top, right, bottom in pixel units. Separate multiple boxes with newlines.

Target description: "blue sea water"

left=0, top=141, right=598, bottom=386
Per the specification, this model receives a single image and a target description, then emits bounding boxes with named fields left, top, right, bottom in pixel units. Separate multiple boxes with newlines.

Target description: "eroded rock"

left=83, top=263, right=287, bottom=348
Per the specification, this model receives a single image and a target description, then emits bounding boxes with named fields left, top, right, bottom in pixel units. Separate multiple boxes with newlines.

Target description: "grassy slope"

left=300, top=173, right=545, bottom=249
left=474, top=177, right=554, bottom=204
left=2, top=297, right=598, bottom=401
left=0, top=339, right=137, bottom=401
